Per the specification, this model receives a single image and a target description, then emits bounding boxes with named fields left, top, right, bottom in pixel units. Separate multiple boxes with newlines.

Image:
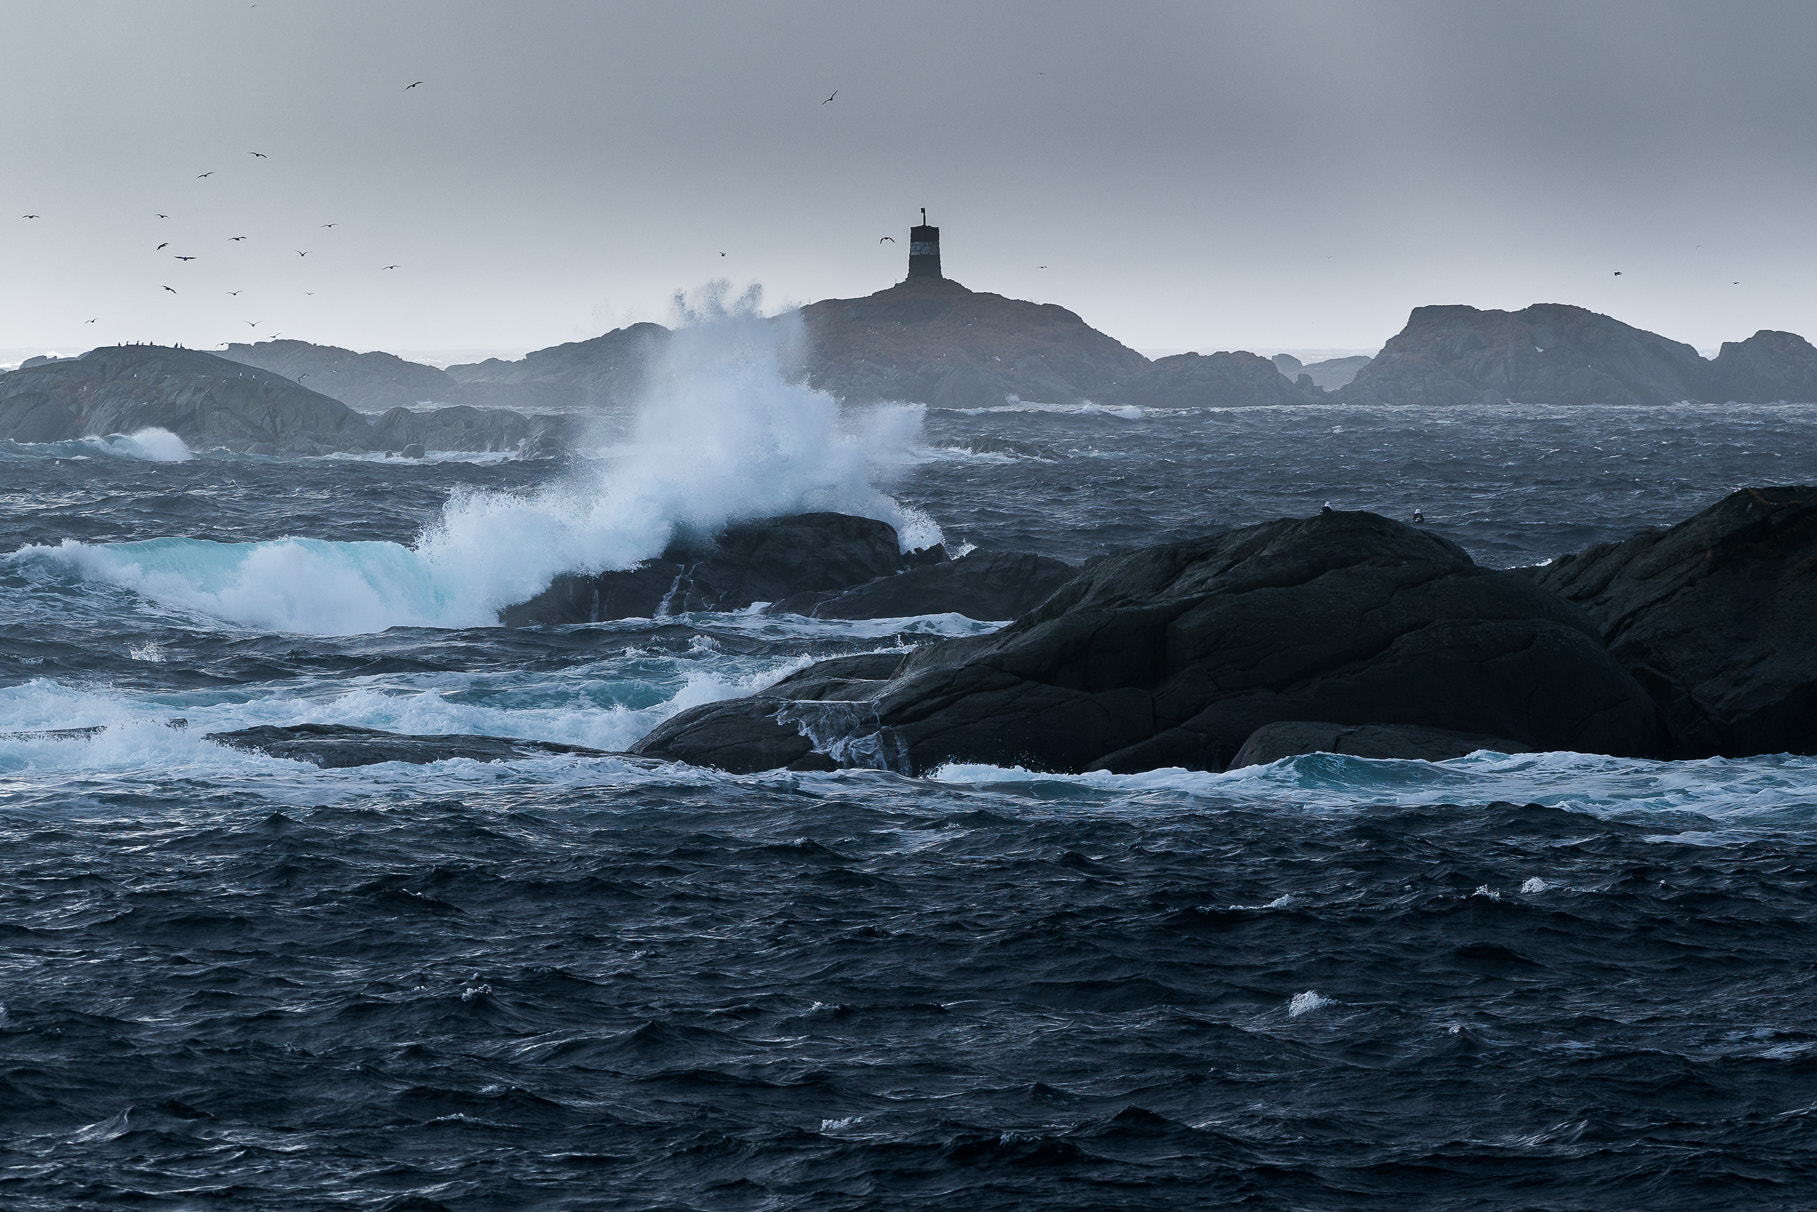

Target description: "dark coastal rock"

left=771, top=550, right=1077, bottom=621
left=1230, top=721, right=1534, bottom=767
left=796, top=275, right=1153, bottom=408
left=1704, top=330, right=1817, bottom=403
left=1342, top=304, right=1709, bottom=406
left=206, top=723, right=609, bottom=768
left=631, top=511, right=1663, bottom=774
left=0, top=345, right=377, bottom=453
left=1135, top=350, right=1328, bottom=408
left=628, top=653, right=908, bottom=771
left=501, top=513, right=918, bottom=625
left=1534, top=486, right=1817, bottom=757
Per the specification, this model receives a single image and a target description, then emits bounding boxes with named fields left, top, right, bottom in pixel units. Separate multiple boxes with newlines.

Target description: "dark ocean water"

left=4, top=398, right=1817, bottom=1209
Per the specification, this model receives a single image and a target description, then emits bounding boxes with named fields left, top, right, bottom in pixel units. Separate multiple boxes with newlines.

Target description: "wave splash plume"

left=19, top=286, right=935, bottom=635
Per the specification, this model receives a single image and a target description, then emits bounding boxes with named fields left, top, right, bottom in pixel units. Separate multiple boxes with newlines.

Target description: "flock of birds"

left=17, top=80, right=430, bottom=340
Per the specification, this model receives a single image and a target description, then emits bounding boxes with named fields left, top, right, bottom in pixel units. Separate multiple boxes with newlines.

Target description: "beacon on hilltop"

left=907, top=207, right=941, bottom=281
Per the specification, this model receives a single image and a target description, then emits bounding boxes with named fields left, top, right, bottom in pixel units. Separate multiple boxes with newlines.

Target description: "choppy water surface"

left=3, top=401, right=1817, bottom=1209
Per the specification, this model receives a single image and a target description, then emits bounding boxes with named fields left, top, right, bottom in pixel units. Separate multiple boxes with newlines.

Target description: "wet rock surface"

left=1535, top=485, right=1817, bottom=756
left=632, top=511, right=1664, bottom=774
left=206, top=723, right=610, bottom=768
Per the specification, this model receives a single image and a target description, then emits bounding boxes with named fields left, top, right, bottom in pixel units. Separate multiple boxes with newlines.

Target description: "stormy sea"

left=4, top=326, right=1817, bottom=1209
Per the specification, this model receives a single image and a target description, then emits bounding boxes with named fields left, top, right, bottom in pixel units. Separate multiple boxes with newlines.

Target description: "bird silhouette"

left=21, top=213, right=40, bottom=219
left=879, top=236, right=895, bottom=243
left=297, top=250, right=309, bottom=257
left=405, top=80, right=423, bottom=90
left=230, top=236, right=247, bottom=241
left=720, top=251, right=726, bottom=257
left=157, top=242, right=169, bottom=250
left=162, top=286, right=177, bottom=294
left=174, top=255, right=197, bottom=261
left=382, top=264, right=400, bottom=270
left=321, top=223, right=337, bottom=228
left=245, top=320, right=258, bottom=327
left=155, top=213, right=169, bottom=219
left=86, top=318, right=97, bottom=324
left=227, top=290, right=242, bottom=296
left=1038, top=265, right=1048, bottom=270
left=822, top=89, right=837, bottom=104
left=249, top=151, right=267, bottom=158
left=197, top=172, right=214, bottom=178
left=1613, top=271, right=1622, bottom=276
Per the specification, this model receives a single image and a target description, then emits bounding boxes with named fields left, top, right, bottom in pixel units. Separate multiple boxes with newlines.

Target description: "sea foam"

left=20, top=287, right=938, bottom=635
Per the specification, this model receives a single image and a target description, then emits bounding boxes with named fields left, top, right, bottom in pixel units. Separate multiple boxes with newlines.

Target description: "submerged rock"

left=206, top=723, right=609, bottom=768
left=1535, top=485, right=1817, bottom=756
left=630, top=511, right=1663, bottom=774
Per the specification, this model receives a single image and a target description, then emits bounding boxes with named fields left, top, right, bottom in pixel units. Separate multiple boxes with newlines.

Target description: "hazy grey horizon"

left=5, top=0, right=1816, bottom=361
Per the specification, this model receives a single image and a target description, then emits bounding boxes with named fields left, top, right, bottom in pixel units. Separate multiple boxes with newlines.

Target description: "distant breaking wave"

left=13, top=287, right=939, bottom=635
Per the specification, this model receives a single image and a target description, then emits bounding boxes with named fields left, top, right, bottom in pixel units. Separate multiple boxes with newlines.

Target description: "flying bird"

left=382, top=264, right=400, bottom=270
left=1038, top=265, right=1048, bottom=269
left=21, top=213, right=39, bottom=219
left=321, top=223, right=337, bottom=228
left=86, top=318, right=97, bottom=324
left=155, top=213, right=169, bottom=219
left=249, top=151, right=267, bottom=158
left=230, top=236, right=246, bottom=241
left=227, top=290, right=242, bottom=296
left=157, top=242, right=169, bottom=250
left=296, top=250, right=309, bottom=257
left=405, top=80, right=423, bottom=90
left=174, top=255, right=196, bottom=261
left=197, top=171, right=214, bottom=178
left=720, top=251, right=726, bottom=257
left=821, top=89, right=837, bottom=104
left=879, top=236, right=895, bottom=243
left=1613, top=271, right=1622, bottom=276
left=245, top=320, right=259, bottom=327
left=162, top=286, right=177, bottom=294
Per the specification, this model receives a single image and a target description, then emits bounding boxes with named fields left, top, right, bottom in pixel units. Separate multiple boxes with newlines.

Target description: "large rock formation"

left=631, top=511, right=1662, bottom=774
left=0, top=343, right=575, bottom=457
left=796, top=275, right=1153, bottom=409
left=500, top=512, right=1076, bottom=626
left=1704, top=331, right=1817, bottom=404
left=446, top=323, right=670, bottom=410
left=1274, top=354, right=1372, bottom=391
left=1534, top=486, right=1817, bottom=757
left=0, top=344, right=376, bottom=453
left=1342, top=304, right=1710, bottom=406
left=1135, top=350, right=1328, bottom=408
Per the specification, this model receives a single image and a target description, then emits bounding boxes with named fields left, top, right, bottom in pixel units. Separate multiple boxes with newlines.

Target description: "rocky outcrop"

left=1342, top=304, right=1709, bottom=406
left=446, top=323, right=670, bottom=410
left=501, top=514, right=1077, bottom=627
left=796, top=276, right=1153, bottom=409
left=1135, top=351, right=1327, bottom=408
left=1704, top=331, right=1817, bottom=404
left=1534, top=486, right=1817, bottom=757
left=1229, top=721, right=1533, bottom=767
left=631, top=511, right=1662, bottom=774
left=1274, top=354, right=1371, bottom=391
left=219, top=339, right=464, bottom=411
left=502, top=514, right=923, bottom=625
left=0, top=344, right=377, bottom=453
left=207, top=723, right=609, bottom=768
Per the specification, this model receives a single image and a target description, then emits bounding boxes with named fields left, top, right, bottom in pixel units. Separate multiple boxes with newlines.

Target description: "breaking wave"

left=13, top=287, right=939, bottom=635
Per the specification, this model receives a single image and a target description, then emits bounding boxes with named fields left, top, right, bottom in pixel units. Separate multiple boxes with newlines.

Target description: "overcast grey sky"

left=4, top=0, right=1816, bottom=360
